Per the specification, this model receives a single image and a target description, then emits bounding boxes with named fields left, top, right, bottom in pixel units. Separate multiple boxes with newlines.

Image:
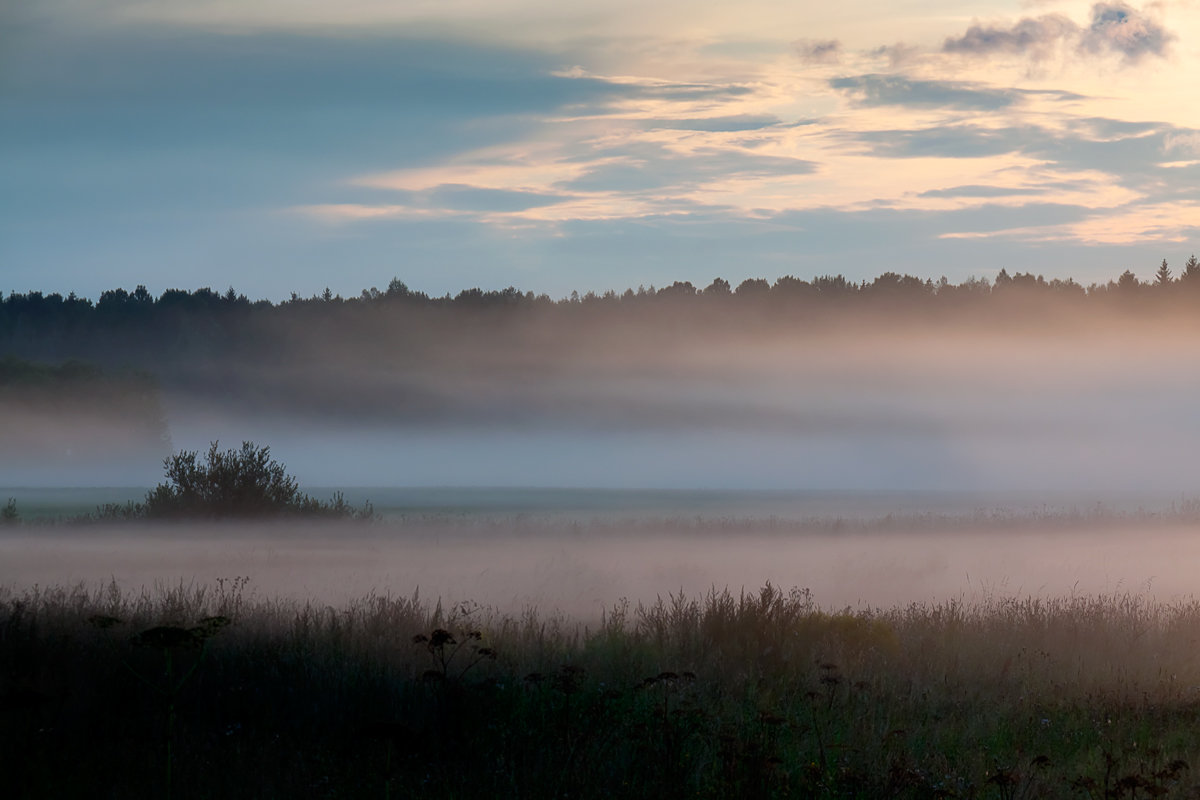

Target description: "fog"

left=7, top=306, right=1200, bottom=614
left=143, top=318, right=1200, bottom=494
left=8, top=315, right=1200, bottom=492
left=3, top=519, right=1199, bottom=618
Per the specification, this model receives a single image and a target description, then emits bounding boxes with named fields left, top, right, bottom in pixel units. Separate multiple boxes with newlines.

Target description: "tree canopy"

left=141, top=441, right=363, bottom=520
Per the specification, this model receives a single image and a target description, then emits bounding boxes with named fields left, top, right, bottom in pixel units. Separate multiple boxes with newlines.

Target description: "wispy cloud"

left=868, top=42, right=922, bottom=69
left=942, top=2, right=1174, bottom=64
left=918, top=185, right=1047, bottom=199
left=829, top=75, right=1017, bottom=110
left=943, top=14, right=1078, bottom=60
left=793, top=38, right=841, bottom=64
left=942, top=201, right=1200, bottom=244
left=1163, top=130, right=1200, bottom=155
left=830, top=74, right=1017, bottom=110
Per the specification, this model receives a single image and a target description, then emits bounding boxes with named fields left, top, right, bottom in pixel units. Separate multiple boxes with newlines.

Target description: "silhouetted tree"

left=703, top=278, right=732, bottom=296
left=735, top=278, right=770, bottom=297
left=1181, top=254, right=1200, bottom=287
left=1155, top=259, right=1173, bottom=285
left=812, top=274, right=856, bottom=296
left=772, top=275, right=816, bottom=300
left=867, top=272, right=929, bottom=296
left=657, top=281, right=697, bottom=299
left=1116, top=270, right=1141, bottom=294
left=143, top=441, right=357, bottom=520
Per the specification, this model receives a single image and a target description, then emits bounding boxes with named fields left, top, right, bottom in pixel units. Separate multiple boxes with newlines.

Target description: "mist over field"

left=4, top=518, right=1200, bottom=618
left=6, top=286, right=1200, bottom=618
left=137, top=316, right=1200, bottom=493
left=8, top=300, right=1200, bottom=493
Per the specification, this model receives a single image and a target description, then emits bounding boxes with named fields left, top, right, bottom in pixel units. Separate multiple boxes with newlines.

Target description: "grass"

left=5, top=580, right=1200, bottom=798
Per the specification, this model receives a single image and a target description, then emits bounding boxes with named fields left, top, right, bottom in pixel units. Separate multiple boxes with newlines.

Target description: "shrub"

left=142, top=441, right=365, bottom=520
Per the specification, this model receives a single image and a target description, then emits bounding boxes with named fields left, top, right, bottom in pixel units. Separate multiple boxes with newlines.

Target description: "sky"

left=2, top=0, right=1199, bottom=300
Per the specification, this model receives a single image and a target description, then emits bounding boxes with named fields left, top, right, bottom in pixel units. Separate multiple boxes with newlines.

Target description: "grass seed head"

left=132, top=625, right=201, bottom=649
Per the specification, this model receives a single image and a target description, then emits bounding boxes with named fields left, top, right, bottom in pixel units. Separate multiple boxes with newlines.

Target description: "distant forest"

left=4, top=256, right=1200, bottom=365
left=4, top=257, right=1200, bottom=446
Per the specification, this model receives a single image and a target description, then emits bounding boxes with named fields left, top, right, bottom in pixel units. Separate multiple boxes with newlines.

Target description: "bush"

left=142, top=441, right=366, bottom=520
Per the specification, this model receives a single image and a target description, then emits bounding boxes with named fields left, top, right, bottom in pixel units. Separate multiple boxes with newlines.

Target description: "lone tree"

left=143, top=441, right=354, bottom=519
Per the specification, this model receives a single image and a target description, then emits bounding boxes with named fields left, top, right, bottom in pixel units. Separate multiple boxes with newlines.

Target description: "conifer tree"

left=1155, top=259, right=1173, bottom=285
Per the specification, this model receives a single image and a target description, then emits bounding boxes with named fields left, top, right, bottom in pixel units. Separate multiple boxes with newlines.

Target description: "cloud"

left=942, top=2, right=1172, bottom=64
left=1081, top=2, right=1175, bottom=61
left=641, top=115, right=782, bottom=132
left=943, top=14, right=1078, bottom=60
left=424, top=185, right=570, bottom=212
left=1163, top=131, right=1200, bottom=155
left=941, top=201, right=1200, bottom=244
left=849, top=126, right=1023, bottom=159
left=829, top=75, right=1017, bottom=110
left=793, top=38, right=841, bottom=64
left=869, top=43, right=922, bottom=68
left=918, top=185, right=1046, bottom=199
left=626, top=81, right=755, bottom=102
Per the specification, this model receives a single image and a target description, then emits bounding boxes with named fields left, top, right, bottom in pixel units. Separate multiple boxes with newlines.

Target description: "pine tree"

left=1182, top=254, right=1200, bottom=285
left=1155, top=259, right=1173, bottom=285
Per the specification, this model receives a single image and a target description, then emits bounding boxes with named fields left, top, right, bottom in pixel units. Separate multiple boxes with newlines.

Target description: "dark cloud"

left=918, top=185, right=1044, bottom=199
left=632, top=82, right=755, bottom=102
left=641, top=114, right=782, bottom=132
left=943, top=14, right=1077, bottom=59
left=0, top=30, right=638, bottom=171
left=793, top=38, right=841, bottom=64
left=829, top=75, right=1016, bottom=110
left=1081, top=2, right=1174, bottom=61
left=941, top=3, right=1172, bottom=63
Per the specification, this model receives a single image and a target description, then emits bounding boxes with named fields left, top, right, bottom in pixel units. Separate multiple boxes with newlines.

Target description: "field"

left=6, top=577, right=1200, bottom=798
left=5, top=494, right=1200, bottom=798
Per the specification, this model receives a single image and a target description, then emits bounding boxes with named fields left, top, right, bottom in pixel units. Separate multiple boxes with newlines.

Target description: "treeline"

left=3, top=257, right=1200, bottom=405
left=4, top=254, right=1200, bottom=342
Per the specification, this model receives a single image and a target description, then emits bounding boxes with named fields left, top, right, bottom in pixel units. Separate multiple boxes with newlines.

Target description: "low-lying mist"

left=4, top=517, right=1198, bottom=618
left=156, top=320, right=1200, bottom=493
left=8, top=298, right=1200, bottom=493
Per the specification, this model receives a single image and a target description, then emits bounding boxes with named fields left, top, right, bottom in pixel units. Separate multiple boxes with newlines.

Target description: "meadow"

left=6, top=501, right=1200, bottom=798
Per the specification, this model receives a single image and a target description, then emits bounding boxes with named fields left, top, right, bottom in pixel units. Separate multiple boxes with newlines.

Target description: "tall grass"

left=4, top=580, right=1200, bottom=797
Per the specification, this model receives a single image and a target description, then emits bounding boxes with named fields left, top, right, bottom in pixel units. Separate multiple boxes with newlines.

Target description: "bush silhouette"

left=143, top=441, right=358, bottom=519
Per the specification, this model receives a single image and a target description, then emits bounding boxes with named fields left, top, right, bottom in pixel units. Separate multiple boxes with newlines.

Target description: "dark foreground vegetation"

left=5, top=581, right=1200, bottom=798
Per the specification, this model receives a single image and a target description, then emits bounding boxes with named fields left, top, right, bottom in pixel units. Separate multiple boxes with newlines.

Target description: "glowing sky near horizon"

left=2, top=0, right=1198, bottom=299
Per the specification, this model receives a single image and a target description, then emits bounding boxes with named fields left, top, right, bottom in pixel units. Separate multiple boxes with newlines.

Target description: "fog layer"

left=4, top=520, right=1198, bottom=619
left=160, top=320, right=1200, bottom=493
left=7, top=296, right=1200, bottom=492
